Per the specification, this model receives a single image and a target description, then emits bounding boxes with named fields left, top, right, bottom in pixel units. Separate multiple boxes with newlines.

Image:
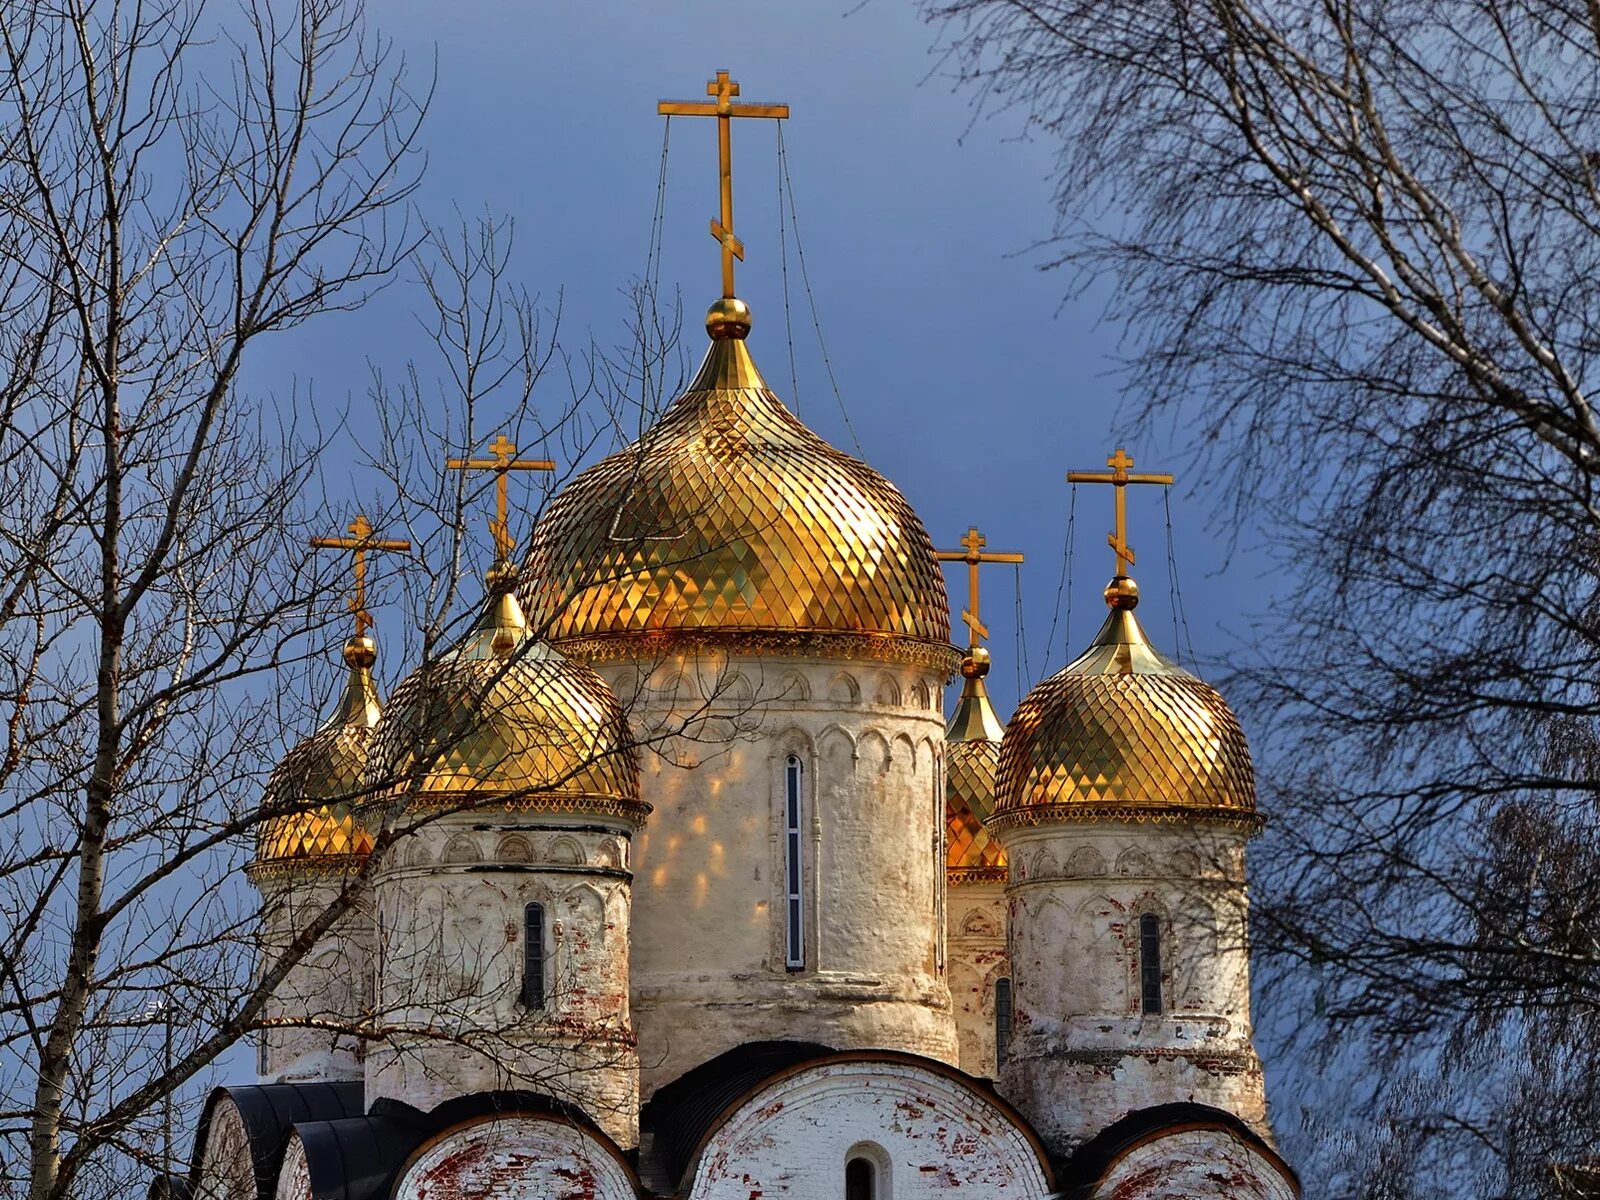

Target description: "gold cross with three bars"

left=659, top=70, right=790, bottom=299
left=446, top=434, right=555, bottom=562
left=1066, top=447, right=1174, bottom=577
left=310, top=514, right=411, bottom=639
left=935, top=527, right=1025, bottom=652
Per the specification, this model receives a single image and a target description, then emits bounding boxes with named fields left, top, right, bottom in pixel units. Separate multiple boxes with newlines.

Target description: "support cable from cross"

left=446, top=434, right=556, bottom=568
left=935, top=526, right=1025, bottom=654
left=310, top=514, right=411, bottom=642
left=658, top=69, right=789, bottom=302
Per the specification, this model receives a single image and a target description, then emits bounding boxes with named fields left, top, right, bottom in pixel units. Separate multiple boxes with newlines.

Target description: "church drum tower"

left=519, top=73, right=962, bottom=1096
left=360, top=460, right=647, bottom=1146
left=246, top=517, right=409, bottom=1083
left=989, top=453, right=1271, bottom=1155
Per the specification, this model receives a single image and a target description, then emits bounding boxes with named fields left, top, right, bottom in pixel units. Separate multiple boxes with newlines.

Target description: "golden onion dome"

left=366, top=571, right=643, bottom=821
left=946, top=649, right=1008, bottom=884
left=992, top=578, right=1259, bottom=829
left=519, top=312, right=956, bottom=669
left=252, top=637, right=381, bottom=874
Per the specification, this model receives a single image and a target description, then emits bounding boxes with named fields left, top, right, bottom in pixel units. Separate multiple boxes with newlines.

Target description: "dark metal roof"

left=293, top=1113, right=424, bottom=1200
left=1056, top=1102, right=1302, bottom=1199
left=320, top=1092, right=635, bottom=1200
left=179, top=1086, right=635, bottom=1200
left=189, top=1082, right=364, bottom=1200
left=146, top=1174, right=192, bottom=1200
left=405, top=1090, right=608, bottom=1139
left=639, top=1041, right=834, bottom=1189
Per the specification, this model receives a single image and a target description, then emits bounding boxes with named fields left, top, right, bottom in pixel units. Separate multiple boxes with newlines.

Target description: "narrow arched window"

left=522, top=902, right=546, bottom=1008
left=785, top=755, right=805, bottom=969
left=1139, top=912, right=1163, bottom=1014
left=933, top=756, right=946, bottom=973
left=845, top=1157, right=875, bottom=1200
left=994, top=976, right=1013, bottom=1064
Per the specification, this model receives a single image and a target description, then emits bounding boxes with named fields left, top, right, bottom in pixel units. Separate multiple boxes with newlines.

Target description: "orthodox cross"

left=1066, top=448, right=1174, bottom=576
left=658, top=70, right=790, bottom=299
left=935, top=526, right=1024, bottom=651
left=446, top=434, right=555, bottom=562
left=310, top=514, right=411, bottom=639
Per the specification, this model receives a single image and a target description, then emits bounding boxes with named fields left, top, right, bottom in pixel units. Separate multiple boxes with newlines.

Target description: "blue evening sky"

left=248, top=0, right=1275, bottom=723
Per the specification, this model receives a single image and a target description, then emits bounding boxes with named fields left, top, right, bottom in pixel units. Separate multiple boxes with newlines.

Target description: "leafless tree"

left=921, top=0, right=1600, bottom=1194
left=0, top=1, right=429, bottom=1196
left=0, top=2, right=814, bottom=1197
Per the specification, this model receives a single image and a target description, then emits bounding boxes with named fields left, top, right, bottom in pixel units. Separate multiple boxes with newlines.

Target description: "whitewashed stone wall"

left=597, top=653, right=958, bottom=1098
left=684, top=1057, right=1052, bottom=1198
left=998, top=820, right=1269, bottom=1154
left=392, top=1114, right=637, bottom=1200
left=947, top=878, right=1008, bottom=1078
left=1090, top=1127, right=1298, bottom=1200
left=253, top=872, right=372, bottom=1083
left=192, top=1095, right=257, bottom=1200
left=273, top=1133, right=312, bottom=1200
left=364, top=811, right=640, bottom=1146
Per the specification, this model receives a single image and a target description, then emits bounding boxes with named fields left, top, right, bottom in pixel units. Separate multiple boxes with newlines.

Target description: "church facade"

left=170, top=73, right=1299, bottom=1200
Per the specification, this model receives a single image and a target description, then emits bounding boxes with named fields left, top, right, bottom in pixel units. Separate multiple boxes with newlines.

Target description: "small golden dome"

left=945, top=651, right=1009, bottom=884
left=367, top=578, right=643, bottom=819
left=993, top=581, right=1259, bottom=829
left=520, top=331, right=956, bottom=668
left=253, top=639, right=381, bottom=873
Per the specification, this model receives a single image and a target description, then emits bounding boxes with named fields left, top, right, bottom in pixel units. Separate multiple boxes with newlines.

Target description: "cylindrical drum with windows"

left=521, top=326, right=963, bottom=1097
left=990, top=579, right=1270, bottom=1157
left=361, top=579, right=646, bottom=1147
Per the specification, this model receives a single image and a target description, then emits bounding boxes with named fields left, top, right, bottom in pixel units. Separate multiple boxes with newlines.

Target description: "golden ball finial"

left=1104, top=575, right=1140, bottom=610
left=343, top=634, right=377, bottom=669
left=485, top=559, right=519, bottom=594
left=706, top=296, right=752, bottom=340
left=960, top=647, right=992, bottom=679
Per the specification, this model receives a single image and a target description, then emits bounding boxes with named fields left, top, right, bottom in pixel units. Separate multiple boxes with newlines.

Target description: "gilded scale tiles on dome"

left=945, top=655, right=1007, bottom=880
left=253, top=516, right=409, bottom=874
left=992, top=601, right=1259, bottom=827
left=521, top=70, right=953, bottom=669
left=947, top=736, right=1007, bottom=883
left=254, top=652, right=380, bottom=870
left=520, top=334, right=956, bottom=668
left=936, top=527, right=1023, bottom=884
left=993, top=449, right=1261, bottom=831
left=359, top=441, right=642, bottom=816
left=367, top=566, right=644, bottom=820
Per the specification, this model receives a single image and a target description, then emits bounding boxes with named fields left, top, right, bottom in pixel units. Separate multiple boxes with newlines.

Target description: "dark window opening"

left=523, top=902, right=546, bottom=1008
left=785, top=756, right=805, bottom=969
left=1139, top=912, right=1163, bottom=1015
left=845, top=1157, right=875, bottom=1200
left=995, top=976, right=1013, bottom=1064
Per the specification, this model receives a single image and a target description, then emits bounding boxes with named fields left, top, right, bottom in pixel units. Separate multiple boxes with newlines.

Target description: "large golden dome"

left=946, top=650, right=1008, bottom=884
left=367, top=580, right=643, bottom=819
left=993, top=582, right=1259, bottom=829
left=519, top=331, right=955, bottom=667
left=253, top=638, right=380, bottom=873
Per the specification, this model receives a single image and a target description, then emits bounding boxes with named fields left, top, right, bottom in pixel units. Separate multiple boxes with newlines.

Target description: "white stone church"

left=168, top=73, right=1300, bottom=1200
